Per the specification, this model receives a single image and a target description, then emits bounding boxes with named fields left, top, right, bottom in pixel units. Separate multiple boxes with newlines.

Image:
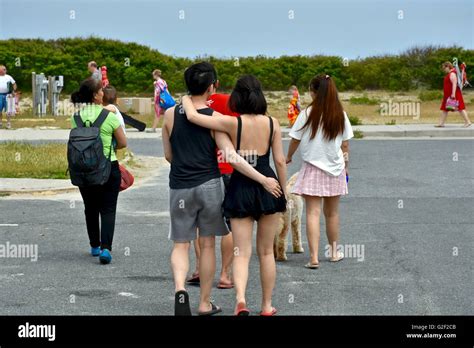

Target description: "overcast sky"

left=1, top=0, right=472, bottom=58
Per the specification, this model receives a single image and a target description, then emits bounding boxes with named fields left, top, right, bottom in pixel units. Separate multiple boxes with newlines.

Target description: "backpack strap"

left=74, top=112, right=85, bottom=128
left=92, top=108, right=110, bottom=128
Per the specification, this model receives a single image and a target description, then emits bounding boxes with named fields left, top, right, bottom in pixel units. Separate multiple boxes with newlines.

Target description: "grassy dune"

left=0, top=142, right=129, bottom=179
left=6, top=90, right=474, bottom=129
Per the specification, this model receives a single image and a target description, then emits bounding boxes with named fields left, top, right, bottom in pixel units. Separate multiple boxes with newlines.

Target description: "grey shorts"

left=169, top=177, right=229, bottom=242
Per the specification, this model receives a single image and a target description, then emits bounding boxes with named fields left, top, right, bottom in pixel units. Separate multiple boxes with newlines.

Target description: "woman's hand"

left=261, top=177, right=283, bottom=198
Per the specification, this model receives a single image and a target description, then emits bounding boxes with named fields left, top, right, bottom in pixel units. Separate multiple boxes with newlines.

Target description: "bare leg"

left=192, top=237, right=201, bottom=277
left=171, top=242, right=191, bottom=292
left=151, top=103, right=162, bottom=131
left=304, top=195, right=322, bottom=264
left=323, top=196, right=341, bottom=259
left=436, top=111, right=448, bottom=127
left=198, top=235, right=216, bottom=313
left=231, top=217, right=253, bottom=311
left=219, top=233, right=233, bottom=285
left=151, top=116, right=160, bottom=131
left=459, top=110, right=471, bottom=126
left=256, top=213, right=279, bottom=314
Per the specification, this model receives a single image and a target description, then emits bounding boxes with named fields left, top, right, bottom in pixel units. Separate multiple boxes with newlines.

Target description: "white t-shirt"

left=289, top=107, right=354, bottom=176
left=0, top=75, right=15, bottom=94
left=109, top=104, right=126, bottom=134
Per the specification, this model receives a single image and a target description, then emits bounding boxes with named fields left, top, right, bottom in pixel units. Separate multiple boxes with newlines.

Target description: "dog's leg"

left=276, top=212, right=289, bottom=261
left=291, top=200, right=304, bottom=253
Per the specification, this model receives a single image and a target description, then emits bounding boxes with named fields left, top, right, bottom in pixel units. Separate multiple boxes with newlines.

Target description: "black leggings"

left=79, top=161, right=121, bottom=251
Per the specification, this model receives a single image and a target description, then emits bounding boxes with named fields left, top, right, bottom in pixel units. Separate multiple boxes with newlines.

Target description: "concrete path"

left=0, top=124, right=473, bottom=141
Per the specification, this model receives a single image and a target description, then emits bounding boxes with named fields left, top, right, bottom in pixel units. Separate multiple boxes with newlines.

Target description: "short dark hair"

left=229, top=75, right=267, bottom=115
left=103, top=85, right=117, bottom=105
left=71, top=78, right=102, bottom=104
left=184, top=62, right=217, bottom=95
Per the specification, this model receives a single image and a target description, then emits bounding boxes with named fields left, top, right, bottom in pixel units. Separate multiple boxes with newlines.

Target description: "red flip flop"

left=217, top=280, right=234, bottom=289
left=235, top=302, right=250, bottom=316
left=260, top=307, right=277, bottom=316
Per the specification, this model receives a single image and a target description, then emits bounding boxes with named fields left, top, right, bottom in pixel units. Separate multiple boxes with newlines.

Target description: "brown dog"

left=274, top=172, right=304, bottom=261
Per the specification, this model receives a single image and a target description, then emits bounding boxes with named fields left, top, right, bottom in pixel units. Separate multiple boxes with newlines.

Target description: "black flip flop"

left=186, top=273, right=200, bottom=285
left=198, top=302, right=222, bottom=316
left=174, top=290, right=192, bottom=316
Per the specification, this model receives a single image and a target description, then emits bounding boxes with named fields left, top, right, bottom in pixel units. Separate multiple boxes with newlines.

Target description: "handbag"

left=119, top=164, right=134, bottom=191
left=159, top=87, right=176, bottom=109
left=446, top=97, right=459, bottom=111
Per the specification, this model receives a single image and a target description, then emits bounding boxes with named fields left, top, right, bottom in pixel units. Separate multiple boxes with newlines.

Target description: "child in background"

left=287, top=85, right=301, bottom=127
left=286, top=75, right=353, bottom=269
left=102, top=85, right=126, bottom=134
left=151, top=69, right=169, bottom=132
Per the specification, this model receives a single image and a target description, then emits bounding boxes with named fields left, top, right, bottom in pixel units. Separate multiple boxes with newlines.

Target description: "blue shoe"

left=91, top=247, right=101, bottom=257
left=99, top=249, right=112, bottom=264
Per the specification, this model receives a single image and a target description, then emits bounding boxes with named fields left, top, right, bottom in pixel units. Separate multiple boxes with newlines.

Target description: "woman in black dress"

left=181, top=75, right=287, bottom=316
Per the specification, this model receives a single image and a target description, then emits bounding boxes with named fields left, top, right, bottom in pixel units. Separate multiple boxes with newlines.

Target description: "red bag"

left=119, top=164, right=134, bottom=191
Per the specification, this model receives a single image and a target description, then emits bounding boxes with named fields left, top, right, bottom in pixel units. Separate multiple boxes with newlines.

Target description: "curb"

left=0, top=156, right=168, bottom=196
left=281, top=127, right=474, bottom=138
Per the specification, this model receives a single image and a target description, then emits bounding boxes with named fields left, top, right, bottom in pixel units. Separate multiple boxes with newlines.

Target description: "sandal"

left=463, top=123, right=472, bottom=128
left=235, top=302, right=250, bottom=316
left=186, top=272, right=200, bottom=285
left=434, top=124, right=445, bottom=128
left=174, top=290, right=192, bottom=316
left=217, top=280, right=234, bottom=289
left=198, top=302, right=222, bottom=316
left=260, top=307, right=277, bottom=316
left=329, top=251, right=344, bottom=262
left=304, top=262, right=320, bottom=269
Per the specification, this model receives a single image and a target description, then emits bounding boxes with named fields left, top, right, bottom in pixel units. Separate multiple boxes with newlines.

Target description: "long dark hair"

left=300, top=75, right=345, bottom=141
left=229, top=74, right=267, bottom=115
left=71, top=78, right=102, bottom=104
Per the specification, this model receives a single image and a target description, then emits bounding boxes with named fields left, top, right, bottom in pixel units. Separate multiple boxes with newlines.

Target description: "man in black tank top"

left=162, top=62, right=281, bottom=316
left=168, top=104, right=221, bottom=189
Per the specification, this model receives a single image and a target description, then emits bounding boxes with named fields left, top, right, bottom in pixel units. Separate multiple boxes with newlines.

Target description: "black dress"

left=223, top=116, right=287, bottom=220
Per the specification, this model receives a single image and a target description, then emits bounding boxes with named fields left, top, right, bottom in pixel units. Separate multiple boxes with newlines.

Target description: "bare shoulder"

left=270, top=116, right=281, bottom=129
left=163, top=106, right=176, bottom=129
left=164, top=106, right=176, bottom=120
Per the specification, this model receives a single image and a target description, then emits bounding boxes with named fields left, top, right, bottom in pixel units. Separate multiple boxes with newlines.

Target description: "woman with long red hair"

left=286, top=74, right=353, bottom=269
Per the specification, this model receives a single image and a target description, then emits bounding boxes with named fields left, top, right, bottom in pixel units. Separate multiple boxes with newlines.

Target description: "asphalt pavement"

left=0, top=137, right=473, bottom=315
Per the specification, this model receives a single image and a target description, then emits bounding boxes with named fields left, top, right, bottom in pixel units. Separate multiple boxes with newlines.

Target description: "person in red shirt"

left=186, top=85, right=239, bottom=290
left=436, top=62, right=471, bottom=128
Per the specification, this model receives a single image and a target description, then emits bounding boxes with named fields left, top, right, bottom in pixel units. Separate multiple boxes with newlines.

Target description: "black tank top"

left=169, top=104, right=221, bottom=189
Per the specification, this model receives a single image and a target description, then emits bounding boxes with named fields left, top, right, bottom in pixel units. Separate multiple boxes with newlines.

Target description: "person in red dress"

left=436, top=62, right=471, bottom=128
left=186, top=83, right=240, bottom=290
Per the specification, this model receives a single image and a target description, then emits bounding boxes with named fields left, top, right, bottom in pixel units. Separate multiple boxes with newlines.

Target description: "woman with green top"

left=70, top=78, right=127, bottom=264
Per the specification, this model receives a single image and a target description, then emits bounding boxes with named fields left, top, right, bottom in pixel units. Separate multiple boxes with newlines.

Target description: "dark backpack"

left=67, top=109, right=112, bottom=187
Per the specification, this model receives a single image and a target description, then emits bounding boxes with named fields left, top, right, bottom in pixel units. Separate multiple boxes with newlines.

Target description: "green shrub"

left=0, top=38, right=472, bottom=94
left=349, top=95, right=380, bottom=105
left=348, top=115, right=362, bottom=125
left=418, top=90, right=443, bottom=101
